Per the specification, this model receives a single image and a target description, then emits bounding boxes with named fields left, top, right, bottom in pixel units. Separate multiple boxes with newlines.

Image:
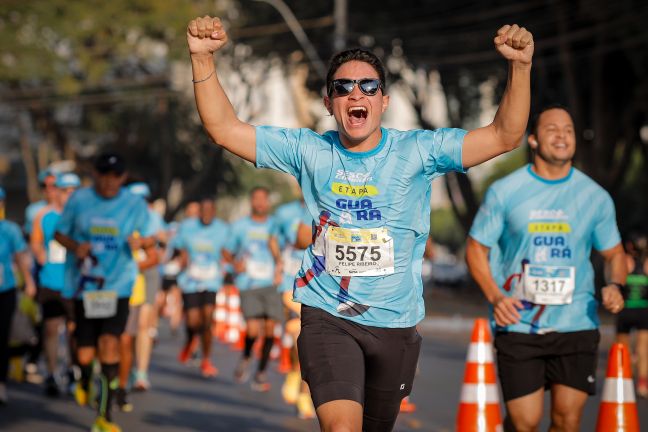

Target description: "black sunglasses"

left=328, top=78, right=383, bottom=97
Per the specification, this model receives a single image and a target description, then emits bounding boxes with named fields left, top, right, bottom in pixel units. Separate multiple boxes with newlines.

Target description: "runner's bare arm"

left=466, top=236, right=522, bottom=326
left=16, top=250, right=36, bottom=298
left=295, top=222, right=312, bottom=250
left=463, top=25, right=534, bottom=168
left=187, top=16, right=256, bottom=163
left=54, top=232, right=91, bottom=259
left=599, top=243, right=627, bottom=313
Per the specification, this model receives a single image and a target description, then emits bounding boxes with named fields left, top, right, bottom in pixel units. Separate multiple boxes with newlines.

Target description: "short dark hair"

left=326, top=48, right=387, bottom=96
left=529, top=104, right=570, bottom=136
left=250, top=186, right=270, bottom=197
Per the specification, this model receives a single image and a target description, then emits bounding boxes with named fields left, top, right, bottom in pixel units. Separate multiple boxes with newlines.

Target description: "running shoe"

left=281, top=371, right=301, bottom=405
left=250, top=372, right=271, bottom=392
left=200, top=359, right=218, bottom=378
left=234, top=358, right=250, bottom=383
left=115, top=388, right=133, bottom=413
left=178, top=337, right=199, bottom=364
left=45, top=375, right=60, bottom=397
left=133, top=371, right=150, bottom=391
left=638, top=377, right=648, bottom=399
left=0, top=383, right=7, bottom=405
left=296, top=393, right=316, bottom=419
left=91, top=416, right=122, bottom=432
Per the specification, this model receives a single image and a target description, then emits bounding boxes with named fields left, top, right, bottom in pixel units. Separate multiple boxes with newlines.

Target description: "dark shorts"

left=239, top=286, right=283, bottom=322
left=616, top=308, right=648, bottom=333
left=182, top=291, right=216, bottom=311
left=161, top=277, right=177, bottom=292
left=298, top=305, right=421, bottom=431
left=38, top=287, right=74, bottom=320
left=74, top=298, right=130, bottom=347
left=494, top=330, right=600, bottom=402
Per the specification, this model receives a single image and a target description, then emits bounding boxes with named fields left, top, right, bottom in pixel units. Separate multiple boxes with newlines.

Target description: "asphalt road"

left=1, top=315, right=647, bottom=432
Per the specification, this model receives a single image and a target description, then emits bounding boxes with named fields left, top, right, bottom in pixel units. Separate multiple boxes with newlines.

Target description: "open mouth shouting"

left=347, top=106, right=368, bottom=127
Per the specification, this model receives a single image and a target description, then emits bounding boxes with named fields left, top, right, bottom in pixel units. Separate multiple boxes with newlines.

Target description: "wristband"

left=609, top=282, right=625, bottom=291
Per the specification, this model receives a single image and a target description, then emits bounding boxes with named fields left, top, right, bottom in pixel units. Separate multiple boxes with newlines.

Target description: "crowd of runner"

left=0, top=14, right=647, bottom=432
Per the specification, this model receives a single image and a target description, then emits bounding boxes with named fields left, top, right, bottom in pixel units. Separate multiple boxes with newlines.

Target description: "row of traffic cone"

left=212, top=285, right=295, bottom=372
left=455, top=318, right=641, bottom=431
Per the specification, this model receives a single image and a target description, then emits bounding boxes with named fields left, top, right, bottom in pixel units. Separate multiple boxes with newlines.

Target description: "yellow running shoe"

left=91, top=416, right=122, bottom=432
left=296, top=393, right=316, bottom=419
left=281, top=371, right=301, bottom=405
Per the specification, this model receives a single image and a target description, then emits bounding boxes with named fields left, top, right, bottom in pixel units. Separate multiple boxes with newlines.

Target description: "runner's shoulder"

left=0, top=219, right=22, bottom=236
left=485, top=165, right=532, bottom=198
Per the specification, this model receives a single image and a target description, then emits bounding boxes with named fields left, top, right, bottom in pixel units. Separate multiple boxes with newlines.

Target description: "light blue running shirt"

left=469, top=165, right=621, bottom=334
left=272, top=200, right=306, bottom=293
left=256, top=126, right=466, bottom=327
left=0, top=220, right=27, bottom=293
left=225, top=216, right=276, bottom=291
left=24, top=200, right=47, bottom=235
left=56, top=187, right=150, bottom=299
left=36, top=207, right=66, bottom=291
left=176, top=218, right=229, bottom=293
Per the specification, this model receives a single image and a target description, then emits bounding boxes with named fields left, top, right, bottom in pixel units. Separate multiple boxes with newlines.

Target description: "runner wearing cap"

left=55, top=153, right=153, bottom=432
left=30, top=172, right=81, bottom=396
left=0, top=186, right=37, bottom=404
left=466, top=106, right=627, bottom=431
left=188, top=16, right=533, bottom=430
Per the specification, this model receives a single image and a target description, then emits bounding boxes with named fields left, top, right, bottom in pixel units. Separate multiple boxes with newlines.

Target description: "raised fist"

left=494, top=24, right=534, bottom=65
left=187, top=16, right=228, bottom=56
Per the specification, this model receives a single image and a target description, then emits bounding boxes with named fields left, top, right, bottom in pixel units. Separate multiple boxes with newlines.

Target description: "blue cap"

left=55, top=172, right=81, bottom=189
left=127, top=182, right=151, bottom=198
left=0, top=186, right=5, bottom=200
left=37, top=169, right=55, bottom=185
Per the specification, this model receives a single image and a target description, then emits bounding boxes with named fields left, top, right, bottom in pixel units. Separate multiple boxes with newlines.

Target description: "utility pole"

left=253, top=0, right=327, bottom=80
left=333, top=0, right=347, bottom=52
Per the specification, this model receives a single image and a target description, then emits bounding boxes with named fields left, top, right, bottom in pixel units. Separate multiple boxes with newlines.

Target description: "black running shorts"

left=616, top=308, right=648, bottom=333
left=494, top=329, right=600, bottom=402
left=74, top=298, right=130, bottom=347
left=39, top=286, right=74, bottom=320
left=182, top=291, right=217, bottom=311
left=298, top=305, right=421, bottom=431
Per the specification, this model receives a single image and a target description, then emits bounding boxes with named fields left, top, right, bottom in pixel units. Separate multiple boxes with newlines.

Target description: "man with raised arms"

left=187, top=16, right=533, bottom=432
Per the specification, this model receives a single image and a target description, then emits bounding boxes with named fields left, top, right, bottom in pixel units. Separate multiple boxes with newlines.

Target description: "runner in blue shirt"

left=24, top=169, right=57, bottom=236
left=188, top=16, right=534, bottom=430
left=466, top=106, right=627, bottom=431
left=224, top=187, right=282, bottom=391
left=31, top=172, right=80, bottom=397
left=0, top=186, right=36, bottom=405
left=175, top=197, right=228, bottom=378
left=55, top=153, right=152, bottom=432
left=269, top=194, right=315, bottom=417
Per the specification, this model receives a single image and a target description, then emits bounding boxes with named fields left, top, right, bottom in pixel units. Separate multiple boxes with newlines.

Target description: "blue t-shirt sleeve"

left=416, top=128, right=467, bottom=178
left=10, top=223, right=27, bottom=254
left=591, top=193, right=621, bottom=251
left=255, top=126, right=304, bottom=178
left=469, top=187, right=505, bottom=248
left=133, top=199, right=151, bottom=237
left=56, top=193, right=78, bottom=237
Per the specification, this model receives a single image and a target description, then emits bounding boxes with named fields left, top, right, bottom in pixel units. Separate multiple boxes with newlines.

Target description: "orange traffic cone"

left=277, top=332, right=293, bottom=374
left=595, top=343, right=639, bottom=431
left=213, top=289, right=228, bottom=341
left=399, top=396, right=417, bottom=413
left=456, top=318, right=502, bottom=432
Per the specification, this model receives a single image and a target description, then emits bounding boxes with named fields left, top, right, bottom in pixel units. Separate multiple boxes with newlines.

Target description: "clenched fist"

left=187, top=16, right=229, bottom=56
left=494, top=24, right=534, bottom=65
